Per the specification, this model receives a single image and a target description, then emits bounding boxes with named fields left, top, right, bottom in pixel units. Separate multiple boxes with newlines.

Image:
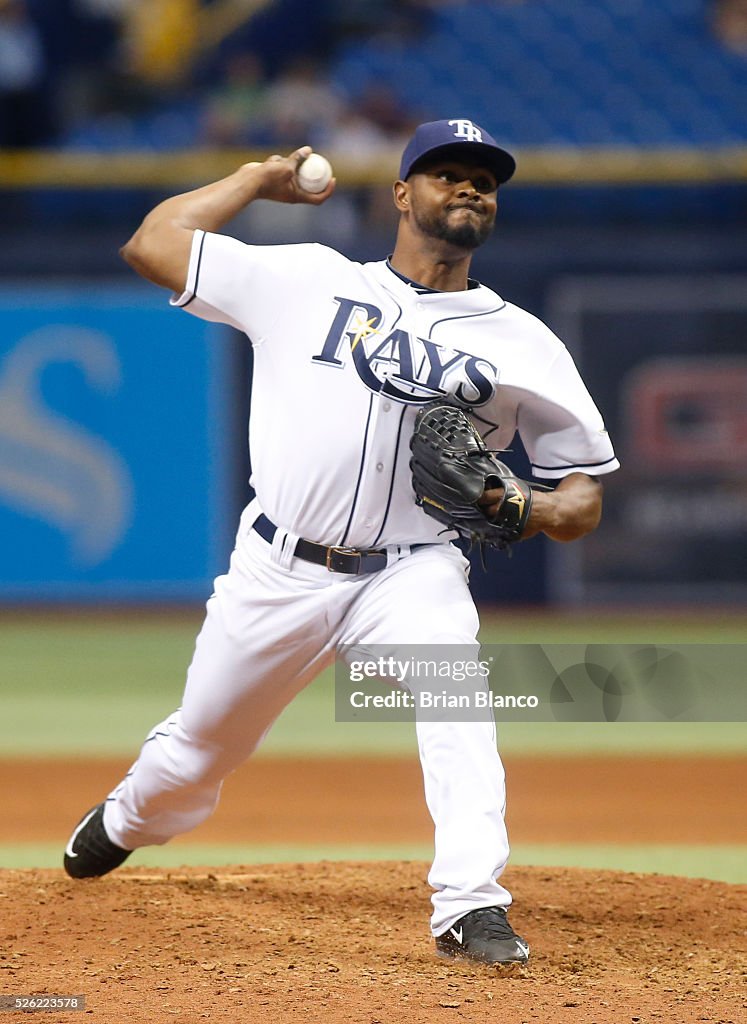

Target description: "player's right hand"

left=244, top=148, right=336, bottom=205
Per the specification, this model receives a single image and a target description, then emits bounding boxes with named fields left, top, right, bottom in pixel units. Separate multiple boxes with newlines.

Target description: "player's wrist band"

left=252, top=514, right=426, bottom=575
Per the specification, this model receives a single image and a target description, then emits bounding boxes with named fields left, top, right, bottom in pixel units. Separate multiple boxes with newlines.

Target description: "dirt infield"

left=3, top=754, right=746, bottom=846
left=1, top=864, right=744, bottom=1024
left=1, top=755, right=745, bottom=1023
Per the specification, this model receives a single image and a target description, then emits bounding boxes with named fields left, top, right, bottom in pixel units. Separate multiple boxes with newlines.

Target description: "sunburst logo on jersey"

left=350, top=315, right=381, bottom=351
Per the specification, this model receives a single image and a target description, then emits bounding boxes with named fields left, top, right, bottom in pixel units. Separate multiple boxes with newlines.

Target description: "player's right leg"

left=63, top=524, right=336, bottom=877
left=337, top=542, right=528, bottom=964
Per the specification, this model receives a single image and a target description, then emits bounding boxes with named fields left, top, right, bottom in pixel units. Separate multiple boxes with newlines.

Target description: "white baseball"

left=296, top=153, right=333, bottom=194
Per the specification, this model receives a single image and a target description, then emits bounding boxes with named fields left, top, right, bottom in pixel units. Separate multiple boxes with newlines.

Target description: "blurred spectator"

left=713, top=0, right=747, bottom=54
left=358, top=82, right=419, bottom=142
left=326, top=0, right=438, bottom=42
left=76, top=0, right=126, bottom=16
left=123, top=0, right=199, bottom=87
left=0, top=0, right=52, bottom=146
left=326, top=109, right=394, bottom=168
left=326, top=83, right=418, bottom=166
left=55, top=0, right=132, bottom=133
left=261, top=55, right=345, bottom=149
left=200, top=51, right=271, bottom=147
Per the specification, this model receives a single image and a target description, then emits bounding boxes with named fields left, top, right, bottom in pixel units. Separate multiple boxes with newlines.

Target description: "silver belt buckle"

left=326, top=545, right=361, bottom=573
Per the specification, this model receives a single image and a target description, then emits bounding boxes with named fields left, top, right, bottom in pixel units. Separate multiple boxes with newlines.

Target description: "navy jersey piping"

left=339, top=292, right=405, bottom=547
left=371, top=295, right=406, bottom=545
left=428, top=302, right=506, bottom=337
left=385, top=258, right=480, bottom=293
left=372, top=404, right=407, bottom=547
left=386, top=259, right=439, bottom=294
left=181, top=231, right=206, bottom=309
left=532, top=455, right=617, bottom=472
left=340, top=392, right=375, bottom=546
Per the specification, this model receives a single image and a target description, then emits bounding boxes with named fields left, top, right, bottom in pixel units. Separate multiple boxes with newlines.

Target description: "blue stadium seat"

left=329, top=0, right=747, bottom=148
left=57, top=0, right=747, bottom=152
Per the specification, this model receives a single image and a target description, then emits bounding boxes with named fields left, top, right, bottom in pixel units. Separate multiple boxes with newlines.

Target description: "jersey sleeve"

left=518, top=346, right=620, bottom=480
left=170, top=230, right=323, bottom=339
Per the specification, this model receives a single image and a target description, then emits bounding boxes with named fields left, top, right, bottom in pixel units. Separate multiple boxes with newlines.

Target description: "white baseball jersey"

left=173, top=231, right=618, bottom=549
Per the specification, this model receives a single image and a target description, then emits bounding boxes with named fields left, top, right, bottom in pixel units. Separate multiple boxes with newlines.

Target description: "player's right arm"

left=119, top=147, right=335, bottom=293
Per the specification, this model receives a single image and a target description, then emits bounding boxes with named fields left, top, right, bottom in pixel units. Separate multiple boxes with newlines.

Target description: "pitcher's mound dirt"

left=1, top=863, right=744, bottom=1024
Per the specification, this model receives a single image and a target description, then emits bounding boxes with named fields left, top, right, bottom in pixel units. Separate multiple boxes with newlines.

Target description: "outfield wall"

left=0, top=284, right=238, bottom=601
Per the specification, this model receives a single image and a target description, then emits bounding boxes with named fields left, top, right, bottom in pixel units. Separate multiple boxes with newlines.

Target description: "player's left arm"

left=480, top=472, right=603, bottom=542
left=523, top=472, right=602, bottom=541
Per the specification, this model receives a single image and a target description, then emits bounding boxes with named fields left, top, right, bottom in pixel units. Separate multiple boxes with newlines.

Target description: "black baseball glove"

left=409, top=401, right=534, bottom=553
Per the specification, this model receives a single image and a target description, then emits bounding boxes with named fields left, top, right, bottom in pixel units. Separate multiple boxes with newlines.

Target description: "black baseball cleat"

left=63, top=803, right=132, bottom=879
left=435, top=906, right=530, bottom=965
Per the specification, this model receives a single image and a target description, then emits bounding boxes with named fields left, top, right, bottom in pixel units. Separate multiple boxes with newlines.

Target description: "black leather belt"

left=253, top=514, right=427, bottom=575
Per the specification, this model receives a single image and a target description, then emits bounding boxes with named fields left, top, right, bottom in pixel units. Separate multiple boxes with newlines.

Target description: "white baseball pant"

left=104, top=504, right=512, bottom=934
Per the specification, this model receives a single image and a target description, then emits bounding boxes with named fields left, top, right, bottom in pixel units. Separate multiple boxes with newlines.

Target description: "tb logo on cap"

left=448, top=119, right=483, bottom=143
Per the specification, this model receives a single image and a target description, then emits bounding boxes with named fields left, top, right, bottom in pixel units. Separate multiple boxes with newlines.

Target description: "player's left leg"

left=337, top=544, right=526, bottom=962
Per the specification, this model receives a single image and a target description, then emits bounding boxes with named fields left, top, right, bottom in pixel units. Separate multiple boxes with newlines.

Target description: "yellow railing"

left=0, top=147, right=746, bottom=189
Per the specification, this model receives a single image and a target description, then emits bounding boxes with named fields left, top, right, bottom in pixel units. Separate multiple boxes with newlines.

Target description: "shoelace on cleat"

left=465, top=907, right=517, bottom=940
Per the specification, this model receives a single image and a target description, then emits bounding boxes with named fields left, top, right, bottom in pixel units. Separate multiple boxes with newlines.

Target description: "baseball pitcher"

left=63, top=119, right=619, bottom=967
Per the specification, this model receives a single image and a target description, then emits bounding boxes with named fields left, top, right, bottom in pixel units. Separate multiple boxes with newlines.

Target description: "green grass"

left=1, top=611, right=745, bottom=757
left=509, top=843, right=747, bottom=884
left=2, top=841, right=744, bottom=884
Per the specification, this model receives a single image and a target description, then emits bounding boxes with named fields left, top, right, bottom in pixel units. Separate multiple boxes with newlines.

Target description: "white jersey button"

left=376, top=462, right=384, bottom=472
left=382, top=402, right=391, bottom=412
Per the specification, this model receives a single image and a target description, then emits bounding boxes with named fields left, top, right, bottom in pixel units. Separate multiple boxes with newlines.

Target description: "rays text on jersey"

left=312, top=296, right=498, bottom=406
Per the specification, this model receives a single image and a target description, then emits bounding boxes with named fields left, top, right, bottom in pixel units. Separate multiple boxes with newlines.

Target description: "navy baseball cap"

left=399, top=119, right=516, bottom=184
